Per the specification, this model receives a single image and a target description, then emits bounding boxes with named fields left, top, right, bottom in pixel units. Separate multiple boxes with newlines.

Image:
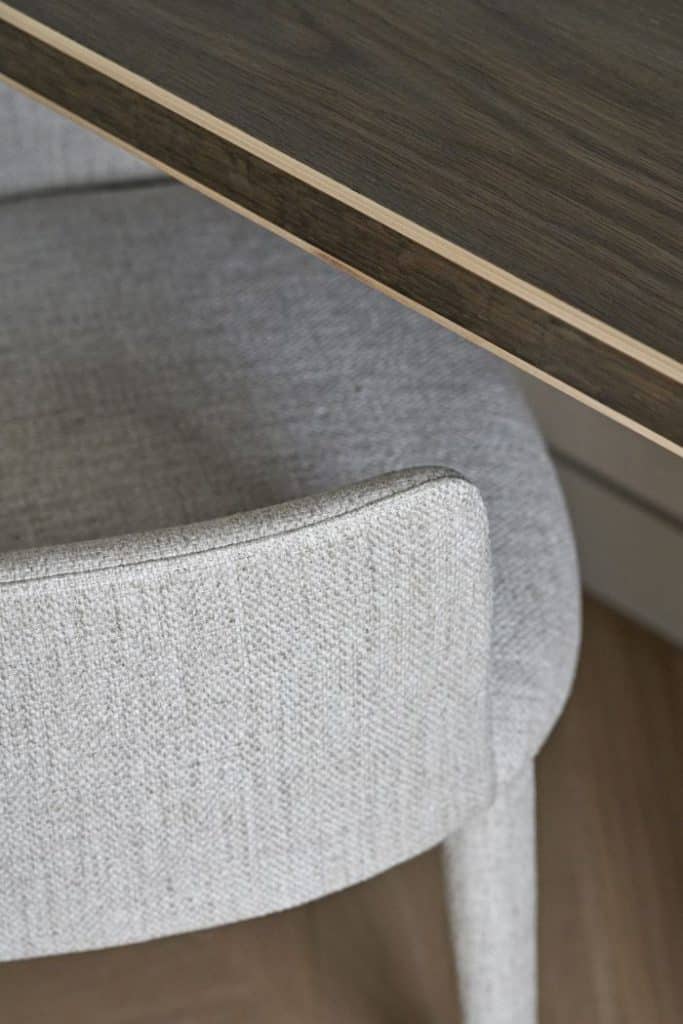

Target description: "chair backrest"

left=0, top=80, right=162, bottom=199
left=0, top=467, right=493, bottom=959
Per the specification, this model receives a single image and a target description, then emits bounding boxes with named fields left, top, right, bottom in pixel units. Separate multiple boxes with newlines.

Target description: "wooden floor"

left=1, top=598, right=681, bottom=1022
left=538, top=599, right=683, bottom=1024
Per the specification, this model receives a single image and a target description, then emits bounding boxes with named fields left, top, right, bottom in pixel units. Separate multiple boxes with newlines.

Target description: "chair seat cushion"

left=0, top=181, right=580, bottom=782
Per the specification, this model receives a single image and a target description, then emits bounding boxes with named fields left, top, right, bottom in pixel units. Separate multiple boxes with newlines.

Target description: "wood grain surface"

left=1, top=1, right=682, bottom=450
left=2, top=600, right=681, bottom=1021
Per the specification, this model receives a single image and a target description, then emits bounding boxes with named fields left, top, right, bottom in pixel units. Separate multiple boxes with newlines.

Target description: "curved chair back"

left=0, top=467, right=492, bottom=959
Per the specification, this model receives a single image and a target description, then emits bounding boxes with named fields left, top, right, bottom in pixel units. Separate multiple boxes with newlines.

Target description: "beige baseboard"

left=517, top=373, right=682, bottom=647
left=554, top=457, right=682, bottom=647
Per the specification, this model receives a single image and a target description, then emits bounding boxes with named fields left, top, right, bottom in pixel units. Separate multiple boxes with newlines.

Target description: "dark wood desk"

left=2, top=0, right=681, bottom=452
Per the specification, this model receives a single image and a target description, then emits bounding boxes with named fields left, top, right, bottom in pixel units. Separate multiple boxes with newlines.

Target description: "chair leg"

left=443, top=763, right=537, bottom=1024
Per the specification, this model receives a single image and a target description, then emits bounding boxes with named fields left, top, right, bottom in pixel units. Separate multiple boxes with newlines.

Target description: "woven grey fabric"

left=0, top=81, right=161, bottom=198
left=0, top=97, right=581, bottom=1013
left=445, top=764, right=537, bottom=1024
left=0, top=469, right=493, bottom=959
left=0, top=183, right=580, bottom=787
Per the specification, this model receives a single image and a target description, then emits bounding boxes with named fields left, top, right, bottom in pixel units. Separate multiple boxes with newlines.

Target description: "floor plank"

left=538, top=598, right=683, bottom=1023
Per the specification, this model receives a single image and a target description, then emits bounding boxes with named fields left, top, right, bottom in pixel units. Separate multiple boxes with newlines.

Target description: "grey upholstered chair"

left=0, top=84, right=581, bottom=1022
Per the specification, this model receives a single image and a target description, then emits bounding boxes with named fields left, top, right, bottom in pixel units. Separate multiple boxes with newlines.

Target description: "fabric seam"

left=0, top=472, right=479, bottom=589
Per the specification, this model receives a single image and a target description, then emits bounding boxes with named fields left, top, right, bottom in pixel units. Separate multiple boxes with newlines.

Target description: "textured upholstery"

left=0, top=468, right=493, bottom=958
left=0, top=80, right=160, bottom=198
left=1, top=92, right=580, bottom=1002
left=0, top=183, right=580, bottom=786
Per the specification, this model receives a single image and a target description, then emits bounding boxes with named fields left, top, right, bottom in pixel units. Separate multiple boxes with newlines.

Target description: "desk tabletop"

left=2, top=0, right=682, bottom=452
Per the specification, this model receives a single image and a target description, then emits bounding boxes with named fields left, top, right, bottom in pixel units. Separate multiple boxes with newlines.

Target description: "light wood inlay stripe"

left=2, top=2, right=681, bottom=453
left=1, top=1, right=678, bottom=385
